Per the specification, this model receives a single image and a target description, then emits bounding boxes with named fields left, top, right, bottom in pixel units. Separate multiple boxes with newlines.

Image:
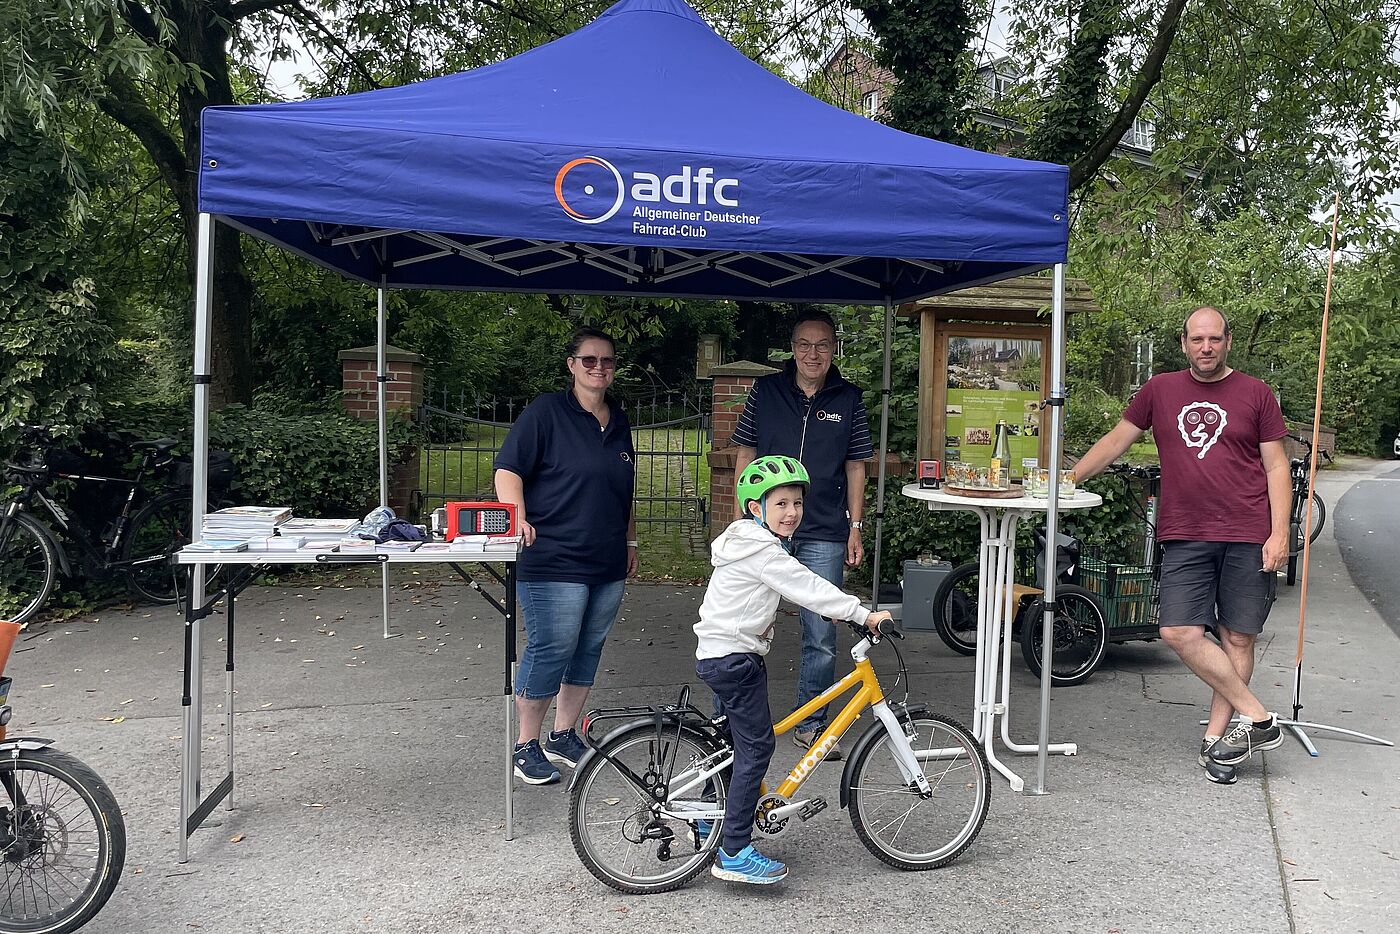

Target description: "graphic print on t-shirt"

left=1176, top=401, right=1228, bottom=460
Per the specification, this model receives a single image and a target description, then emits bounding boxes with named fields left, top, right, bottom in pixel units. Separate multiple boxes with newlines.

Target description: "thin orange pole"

left=1294, top=194, right=1341, bottom=683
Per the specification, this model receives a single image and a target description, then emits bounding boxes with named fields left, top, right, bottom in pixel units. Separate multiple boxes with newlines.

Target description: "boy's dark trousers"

left=696, top=652, right=775, bottom=854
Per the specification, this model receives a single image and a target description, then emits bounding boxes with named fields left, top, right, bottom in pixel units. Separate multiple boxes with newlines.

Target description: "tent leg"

left=377, top=283, right=400, bottom=640
left=181, top=213, right=216, bottom=862
left=1029, top=263, right=1068, bottom=796
left=870, top=297, right=895, bottom=612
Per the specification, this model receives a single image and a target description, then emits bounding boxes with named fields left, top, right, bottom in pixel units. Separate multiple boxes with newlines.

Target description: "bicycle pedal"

left=797, top=797, right=828, bottom=821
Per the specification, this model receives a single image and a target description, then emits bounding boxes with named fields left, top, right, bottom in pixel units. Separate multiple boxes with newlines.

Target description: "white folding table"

left=174, top=547, right=519, bottom=862
left=900, top=483, right=1102, bottom=792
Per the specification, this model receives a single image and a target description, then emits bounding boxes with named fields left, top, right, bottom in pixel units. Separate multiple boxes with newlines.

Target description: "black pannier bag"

left=170, top=450, right=238, bottom=491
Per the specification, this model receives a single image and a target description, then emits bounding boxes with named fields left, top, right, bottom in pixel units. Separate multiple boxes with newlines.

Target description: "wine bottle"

left=990, top=420, right=1011, bottom=488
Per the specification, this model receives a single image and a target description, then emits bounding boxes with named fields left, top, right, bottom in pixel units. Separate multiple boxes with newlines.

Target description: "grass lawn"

left=419, top=425, right=714, bottom=579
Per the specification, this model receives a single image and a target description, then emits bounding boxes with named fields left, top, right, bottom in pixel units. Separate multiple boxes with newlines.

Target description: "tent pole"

left=870, top=297, right=895, bottom=617
left=181, top=212, right=216, bottom=862
left=1030, top=263, right=1068, bottom=795
left=378, top=282, right=398, bottom=640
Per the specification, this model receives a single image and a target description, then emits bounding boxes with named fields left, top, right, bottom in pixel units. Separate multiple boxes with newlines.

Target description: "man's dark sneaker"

left=513, top=739, right=561, bottom=785
left=544, top=728, right=588, bottom=768
left=1208, top=714, right=1283, bottom=766
left=1199, top=738, right=1238, bottom=785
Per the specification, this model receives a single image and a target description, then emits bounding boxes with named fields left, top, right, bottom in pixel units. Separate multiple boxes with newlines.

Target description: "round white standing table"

left=901, top=483, right=1102, bottom=792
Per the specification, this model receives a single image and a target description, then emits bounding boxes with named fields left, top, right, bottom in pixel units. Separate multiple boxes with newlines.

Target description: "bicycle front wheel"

left=1288, top=492, right=1326, bottom=557
left=848, top=713, right=989, bottom=871
left=1306, top=492, right=1325, bottom=544
left=0, top=747, right=126, bottom=934
left=569, top=723, right=726, bottom=895
left=0, top=513, right=58, bottom=627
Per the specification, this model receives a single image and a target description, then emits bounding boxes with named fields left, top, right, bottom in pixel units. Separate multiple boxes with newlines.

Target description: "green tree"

left=851, top=0, right=976, bottom=142
left=0, top=130, right=119, bottom=446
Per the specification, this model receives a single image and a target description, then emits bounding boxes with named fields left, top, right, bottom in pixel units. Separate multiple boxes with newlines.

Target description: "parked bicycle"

left=930, top=528, right=1109, bottom=686
left=0, top=620, right=126, bottom=933
left=569, top=618, right=989, bottom=893
left=1284, top=434, right=1328, bottom=586
left=0, top=425, right=236, bottom=625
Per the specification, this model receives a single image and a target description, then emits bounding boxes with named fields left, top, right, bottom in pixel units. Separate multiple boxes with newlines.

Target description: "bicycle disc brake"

left=752, top=793, right=791, bottom=838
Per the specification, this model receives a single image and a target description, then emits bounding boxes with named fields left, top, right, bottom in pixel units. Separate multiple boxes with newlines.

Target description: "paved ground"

left=1334, top=461, right=1400, bottom=638
left=10, top=459, right=1399, bottom=933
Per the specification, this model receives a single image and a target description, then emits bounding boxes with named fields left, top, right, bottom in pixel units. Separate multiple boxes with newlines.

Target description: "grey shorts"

left=1158, top=541, right=1277, bottom=635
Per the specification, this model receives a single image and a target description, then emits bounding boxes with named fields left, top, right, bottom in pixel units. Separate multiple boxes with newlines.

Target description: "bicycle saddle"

left=132, top=439, right=180, bottom=455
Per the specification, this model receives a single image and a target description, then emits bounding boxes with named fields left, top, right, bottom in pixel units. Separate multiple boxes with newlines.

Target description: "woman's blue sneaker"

left=513, top=739, right=561, bottom=785
left=711, top=845, right=787, bottom=884
left=544, top=728, right=589, bottom=768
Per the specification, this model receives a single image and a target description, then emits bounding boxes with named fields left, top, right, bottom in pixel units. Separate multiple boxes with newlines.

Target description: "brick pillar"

left=706, top=361, right=779, bottom=533
left=338, top=344, right=425, bottom=516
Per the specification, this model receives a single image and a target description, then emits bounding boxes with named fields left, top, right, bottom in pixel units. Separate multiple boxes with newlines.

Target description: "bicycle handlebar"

left=1106, top=462, right=1161, bottom=479
left=840, top=617, right=903, bottom=642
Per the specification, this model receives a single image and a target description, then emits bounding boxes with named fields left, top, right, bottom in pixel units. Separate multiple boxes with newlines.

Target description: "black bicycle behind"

left=1284, top=434, right=1328, bottom=586
left=931, top=529, right=1110, bottom=687
left=0, top=425, right=236, bottom=625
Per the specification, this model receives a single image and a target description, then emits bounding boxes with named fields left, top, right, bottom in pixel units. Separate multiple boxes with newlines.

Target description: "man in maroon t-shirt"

left=1074, top=307, right=1292, bottom=784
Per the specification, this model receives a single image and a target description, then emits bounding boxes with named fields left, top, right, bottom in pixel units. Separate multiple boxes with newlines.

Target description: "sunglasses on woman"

left=571, top=355, right=618, bottom=370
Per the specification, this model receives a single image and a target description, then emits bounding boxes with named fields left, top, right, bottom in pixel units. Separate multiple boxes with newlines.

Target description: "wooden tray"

left=942, top=484, right=1024, bottom=499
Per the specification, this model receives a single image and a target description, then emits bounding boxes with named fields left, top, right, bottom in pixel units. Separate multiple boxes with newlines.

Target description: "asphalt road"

left=1335, top=461, right=1400, bottom=638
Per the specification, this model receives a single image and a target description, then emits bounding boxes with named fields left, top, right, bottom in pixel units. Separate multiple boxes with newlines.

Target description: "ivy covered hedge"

left=3, top=395, right=417, bottom=619
left=109, top=395, right=416, bottom=516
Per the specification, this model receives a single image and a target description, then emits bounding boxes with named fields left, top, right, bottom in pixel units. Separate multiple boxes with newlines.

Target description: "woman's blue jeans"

left=514, top=579, right=625, bottom=700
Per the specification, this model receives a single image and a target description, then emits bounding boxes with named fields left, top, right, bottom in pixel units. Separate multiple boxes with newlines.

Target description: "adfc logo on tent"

left=554, top=157, right=625, bottom=225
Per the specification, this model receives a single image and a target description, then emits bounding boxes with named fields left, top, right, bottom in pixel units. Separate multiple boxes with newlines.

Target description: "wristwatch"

left=849, top=520, right=864, bottom=530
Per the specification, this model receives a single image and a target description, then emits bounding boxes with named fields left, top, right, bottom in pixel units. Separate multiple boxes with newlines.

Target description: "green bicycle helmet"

left=737, top=455, right=810, bottom=515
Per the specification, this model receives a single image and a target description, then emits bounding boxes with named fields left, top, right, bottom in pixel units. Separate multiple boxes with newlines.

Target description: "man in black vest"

left=731, top=310, right=874, bottom=757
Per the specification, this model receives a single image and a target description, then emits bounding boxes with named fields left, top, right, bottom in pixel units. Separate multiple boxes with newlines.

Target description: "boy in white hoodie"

left=695, top=454, right=889, bottom=885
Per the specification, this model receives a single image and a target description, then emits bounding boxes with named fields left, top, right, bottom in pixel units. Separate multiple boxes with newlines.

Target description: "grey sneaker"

left=793, top=729, right=842, bottom=762
left=1199, top=739, right=1238, bottom=785
left=1208, top=714, right=1283, bottom=766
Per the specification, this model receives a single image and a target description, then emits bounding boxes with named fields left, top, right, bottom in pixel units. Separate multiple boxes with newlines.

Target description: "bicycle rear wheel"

left=122, top=493, right=231, bottom=605
left=931, top=563, right=980, bottom=656
left=1020, top=585, right=1108, bottom=686
left=0, top=746, right=126, bottom=934
left=0, top=514, right=58, bottom=627
left=847, top=713, right=989, bottom=871
left=569, top=723, right=726, bottom=894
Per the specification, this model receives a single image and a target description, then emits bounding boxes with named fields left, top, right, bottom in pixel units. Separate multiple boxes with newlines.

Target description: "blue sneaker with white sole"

left=513, top=739, right=561, bottom=785
left=711, top=844, right=787, bottom=884
left=543, top=728, right=588, bottom=768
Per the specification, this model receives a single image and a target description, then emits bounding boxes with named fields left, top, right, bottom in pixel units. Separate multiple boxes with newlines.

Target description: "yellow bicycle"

left=569, top=619, right=990, bottom=894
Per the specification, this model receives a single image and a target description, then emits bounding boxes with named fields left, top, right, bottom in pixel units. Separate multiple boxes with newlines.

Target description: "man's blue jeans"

left=792, top=538, right=847, bottom=732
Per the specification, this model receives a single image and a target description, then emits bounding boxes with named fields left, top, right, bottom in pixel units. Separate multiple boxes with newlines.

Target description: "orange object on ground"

left=0, top=620, right=21, bottom=677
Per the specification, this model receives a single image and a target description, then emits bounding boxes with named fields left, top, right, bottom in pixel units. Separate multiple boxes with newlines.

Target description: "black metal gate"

left=414, top=390, right=710, bottom=540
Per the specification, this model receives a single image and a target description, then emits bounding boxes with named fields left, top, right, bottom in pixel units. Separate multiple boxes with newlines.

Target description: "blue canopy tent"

left=183, top=0, right=1074, bottom=857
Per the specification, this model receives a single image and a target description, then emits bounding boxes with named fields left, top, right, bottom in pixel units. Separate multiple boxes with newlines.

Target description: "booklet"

left=255, top=535, right=307, bottom=552
left=279, top=517, right=359, bottom=537
left=184, top=539, right=250, bottom=553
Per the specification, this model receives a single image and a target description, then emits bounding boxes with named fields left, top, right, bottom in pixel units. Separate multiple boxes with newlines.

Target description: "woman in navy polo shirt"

left=494, top=327, right=638, bottom=785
